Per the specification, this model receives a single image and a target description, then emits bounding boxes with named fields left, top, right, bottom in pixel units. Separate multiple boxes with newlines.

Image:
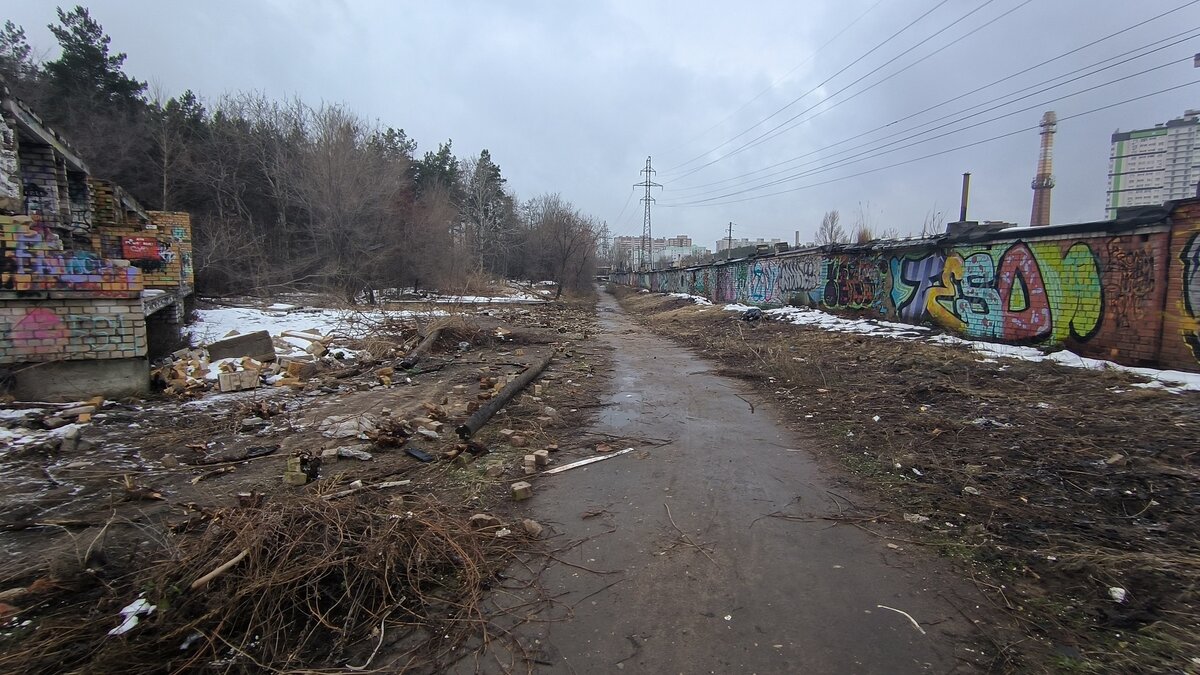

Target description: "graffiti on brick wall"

left=822, top=255, right=886, bottom=312
left=0, top=308, right=131, bottom=359
left=614, top=222, right=1200, bottom=371
left=902, top=242, right=1102, bottom=343
left=1103, top=238, right=1156, bottom=329
left=1181, top=233, right=1200, bottom=360
left=0, top=220, right=141, bottom=293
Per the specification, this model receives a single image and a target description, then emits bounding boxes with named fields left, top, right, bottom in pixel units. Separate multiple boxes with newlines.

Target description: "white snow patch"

left=667, top=292, right=712, bottom=305
left=189, top=306, right=445, bottom=347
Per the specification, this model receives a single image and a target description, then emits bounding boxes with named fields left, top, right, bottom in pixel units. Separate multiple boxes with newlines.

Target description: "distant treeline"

left=1, top=7, right=603, bottom=299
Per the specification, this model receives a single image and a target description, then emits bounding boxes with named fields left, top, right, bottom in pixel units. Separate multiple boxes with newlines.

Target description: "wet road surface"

left=510, top=290, right=986, bottom=673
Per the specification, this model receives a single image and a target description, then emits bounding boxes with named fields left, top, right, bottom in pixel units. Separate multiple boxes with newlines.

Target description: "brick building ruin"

left=0, top=80, right=194, bottom=399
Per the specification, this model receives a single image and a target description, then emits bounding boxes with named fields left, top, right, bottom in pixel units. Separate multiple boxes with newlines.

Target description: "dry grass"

left=614, top=286, right=1200, bottom=674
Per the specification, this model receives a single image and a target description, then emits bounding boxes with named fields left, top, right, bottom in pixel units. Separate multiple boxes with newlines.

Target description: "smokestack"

left=794, top=230, right=800, bottom=246
left=1030, top=111, right=1057, bottom=227
left=959, top=172, right=971, bottom=222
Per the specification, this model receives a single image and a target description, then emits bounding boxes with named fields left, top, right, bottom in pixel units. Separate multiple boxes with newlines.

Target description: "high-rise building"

left=1106, top=110, right=1200, bottom=218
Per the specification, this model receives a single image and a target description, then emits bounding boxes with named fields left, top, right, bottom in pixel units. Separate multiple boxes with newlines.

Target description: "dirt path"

left=513, top=289, right=991, bottom=673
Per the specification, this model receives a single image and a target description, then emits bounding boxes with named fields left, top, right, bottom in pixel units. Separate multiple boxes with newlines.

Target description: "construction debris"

left=511, top=481, right=533, bottom=500
left=456, top=352, right=554, bottom=439
left=206, top=330, right=276, bottom=362
left=543, top=447, right=635, bottom=475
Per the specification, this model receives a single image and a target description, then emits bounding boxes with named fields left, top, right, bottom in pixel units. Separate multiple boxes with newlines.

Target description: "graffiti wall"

left=88, top=188, right=194, bottom=291
left=0, top=215, right=142, bottom=295
left=0, top=298, right=147, bottom=362
left=615, top=199, right=1200, bottom=372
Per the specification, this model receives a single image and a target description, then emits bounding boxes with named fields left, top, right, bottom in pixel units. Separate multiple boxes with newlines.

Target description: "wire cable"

left=660, top=0, right=954, bottom=174
left=666, top=28, right=1200, bottom=195
left=660, top=80, right=1200, bottom=208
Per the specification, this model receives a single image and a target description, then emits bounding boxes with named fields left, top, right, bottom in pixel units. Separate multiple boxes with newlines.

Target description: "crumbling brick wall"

left=617, top=199, right=1200, bottom=373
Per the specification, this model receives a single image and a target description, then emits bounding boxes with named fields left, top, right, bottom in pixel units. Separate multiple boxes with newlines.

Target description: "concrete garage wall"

left=614, top=199, right=1200, bottom=374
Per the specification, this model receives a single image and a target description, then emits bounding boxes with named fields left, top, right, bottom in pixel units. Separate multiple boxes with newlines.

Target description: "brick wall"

left=1160, top=201, right=1200, bottom=371
left=0, top=296, right=146, bottom=363
left=0, top=215, right=142, bottom=294
left=616, top=199, right=1200, bottom=373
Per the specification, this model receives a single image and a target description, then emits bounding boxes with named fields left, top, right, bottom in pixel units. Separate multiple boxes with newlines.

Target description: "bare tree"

left=920, top=207, right=946, bottom=237
left=524, top=193, right=598, bottom=298
left=815, top=209, right=846, bottom=246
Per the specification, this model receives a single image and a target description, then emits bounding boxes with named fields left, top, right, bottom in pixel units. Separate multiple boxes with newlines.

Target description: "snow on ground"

left=668, top=292, right=712, bottom=305
left=420, top=294, right=545, bottom=304
left=714, top=301, right=1200, bottom=394
left=189, top=306, right=446, bottom=346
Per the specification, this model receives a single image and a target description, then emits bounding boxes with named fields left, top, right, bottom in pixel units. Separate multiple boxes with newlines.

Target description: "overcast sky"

left=8, top=0, right=1200, bottom=247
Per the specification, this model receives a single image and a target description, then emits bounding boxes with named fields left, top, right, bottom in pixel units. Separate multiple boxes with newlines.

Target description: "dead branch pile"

left=0, top=492, right=529, bottom=674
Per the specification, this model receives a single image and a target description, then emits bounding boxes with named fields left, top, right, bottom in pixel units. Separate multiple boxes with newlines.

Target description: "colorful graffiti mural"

left=613, top=208, right=1200, bottom=372
left=0, top=218, right=142, bottom=294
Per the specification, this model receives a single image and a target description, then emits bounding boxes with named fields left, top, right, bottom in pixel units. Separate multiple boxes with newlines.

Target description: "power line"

left=663, top=0, right=1200, bottom=184
left=667, top=28, right=1200, bottom=196
left=659, top=80, right=1200, bottom=208
left=660, top=0, right=954, bottom=175
left=662, top=0, right=1007, bottom=181
left=662, top=57, right=1191, bottom=206
left=673, top=0, right=886, bottom=150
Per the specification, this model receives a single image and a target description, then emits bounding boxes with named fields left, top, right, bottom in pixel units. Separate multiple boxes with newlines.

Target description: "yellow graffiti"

left=926, top=254, right=965, bottom=332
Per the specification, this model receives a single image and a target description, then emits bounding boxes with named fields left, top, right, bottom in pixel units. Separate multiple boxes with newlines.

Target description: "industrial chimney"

left=1029, top=111, right=1057, bottom=227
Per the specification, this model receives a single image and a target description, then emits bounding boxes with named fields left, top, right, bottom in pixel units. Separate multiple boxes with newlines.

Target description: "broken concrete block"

left=306, top=341, right=329, bottom=357
left=510, top=435, right=529, bottom=448
left=337, top=445, right=373, bottom=461
left=499, top=428, right=515, bottom=437
left=283, top=471, right=309, bottom=486
left=220, top=370, right=261, bottom=393
left=521, top=518, right=544, bottom=538
left=320, top=447, right=340, bottom=464
left=511, top=481, right=533, bottom=501
left=207, top=330, right=276, bottom=362
left=284, top=359, right=318, bottom=380
left=240, top=416, right=268, bottom=430
left=533, top=449, right=549, bottom=466
left=533, top=384, right=543, bottom=395
left=469, top=513, right=502, bottom=530
left=545, top=443, right=559, bottom=452
left=416, top=427, right=440, bottom=441
left=485, top=464, right=505, bottom=478
left=42, top=416, right=68, bottom=430
left=286, top=456, right=303, bottom=472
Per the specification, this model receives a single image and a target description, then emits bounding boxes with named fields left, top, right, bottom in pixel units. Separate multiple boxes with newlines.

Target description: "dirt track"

left=505, top=289, right=994, bottom=673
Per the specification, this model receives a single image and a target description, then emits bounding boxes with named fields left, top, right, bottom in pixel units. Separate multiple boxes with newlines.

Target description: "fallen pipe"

left=456, top=352, right=553, bottom=439
left=400, top=327, right=443, bottom=369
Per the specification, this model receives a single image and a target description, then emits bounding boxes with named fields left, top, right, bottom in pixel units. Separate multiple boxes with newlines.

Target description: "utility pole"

left=726, top=222, right=734, bottom=260
left=635, top=156, right=661, bottom=270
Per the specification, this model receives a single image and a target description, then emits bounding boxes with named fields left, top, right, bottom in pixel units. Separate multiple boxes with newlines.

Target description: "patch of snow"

left=189, top=306, right=446, bottom=347
left=141, top=289, right=166, bottom=297
left=266, top=303, right=298, bottom=311
left=0, top=408, right=44, bottom=421
left=667, top=292, right=712, bottom=305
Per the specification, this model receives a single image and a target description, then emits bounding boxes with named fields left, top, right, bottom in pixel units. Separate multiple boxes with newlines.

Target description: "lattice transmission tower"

left=635, top=156, right=662, bottom=270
